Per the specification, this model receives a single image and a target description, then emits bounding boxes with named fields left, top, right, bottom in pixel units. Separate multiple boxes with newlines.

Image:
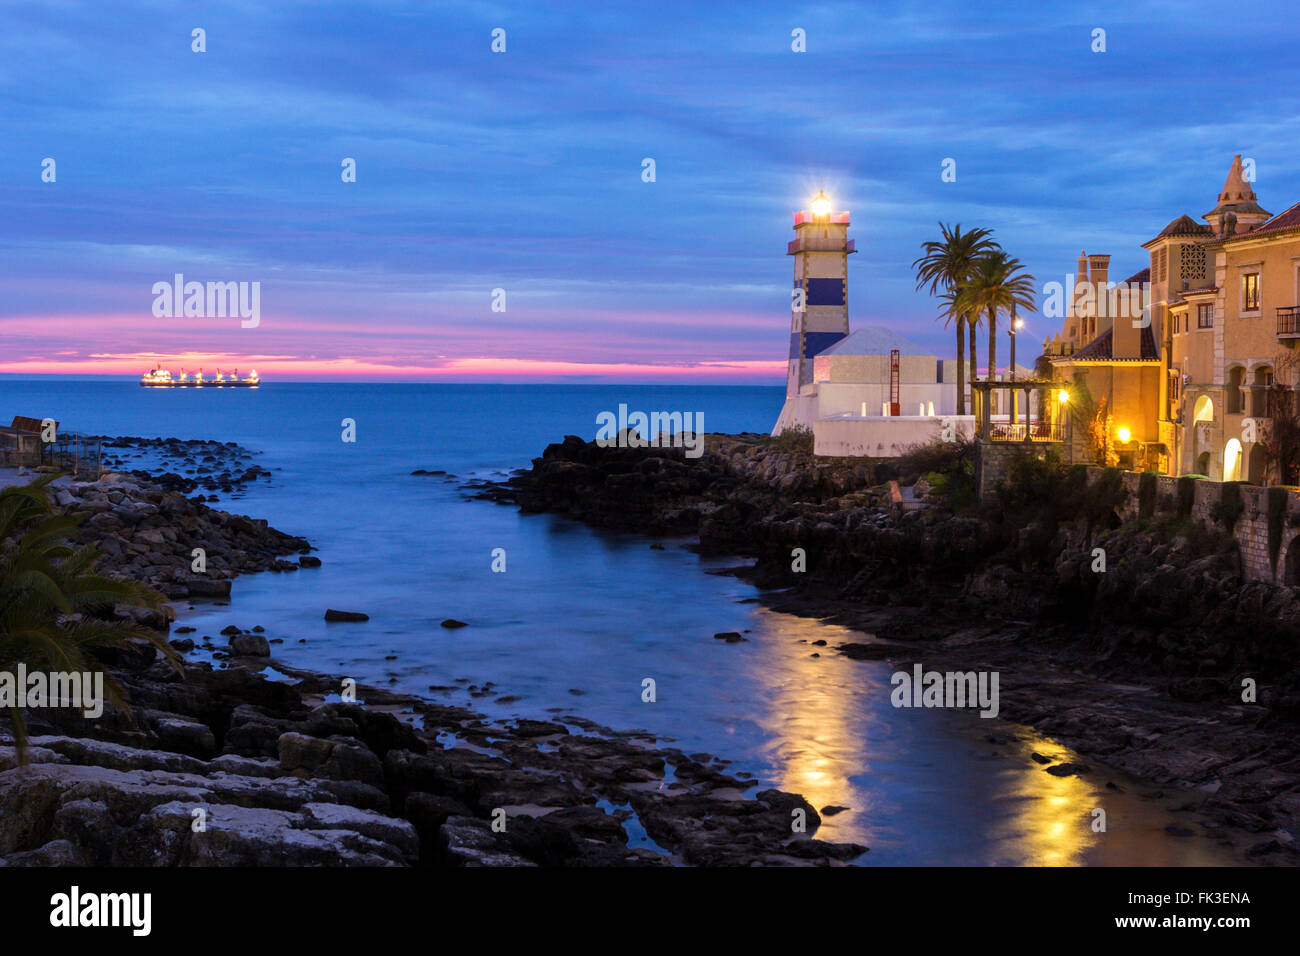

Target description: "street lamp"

left=1010, top=312, right=1025, bottom=424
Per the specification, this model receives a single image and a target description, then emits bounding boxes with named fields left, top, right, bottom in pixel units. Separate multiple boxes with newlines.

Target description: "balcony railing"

left=787, top=238, right=856, bottom=254
left=1278, top=306, right=1300, bottom=337
left=985, top=421, right=1065, bottom=442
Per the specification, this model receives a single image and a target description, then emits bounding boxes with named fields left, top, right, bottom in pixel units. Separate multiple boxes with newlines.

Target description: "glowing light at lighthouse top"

left=793, top=191, right=849, bottom=225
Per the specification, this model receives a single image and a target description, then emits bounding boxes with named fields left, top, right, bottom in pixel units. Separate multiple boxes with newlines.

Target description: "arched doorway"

left=1224, top=438, right=1243, bottom=481
left=1193, top=395, right=1214, bottom=424
left=1227, top=367, right=1246, bottom=413
left=1251, top=365, right=1275, bottom=417
left=1192, top=396, right=1215, bottom=476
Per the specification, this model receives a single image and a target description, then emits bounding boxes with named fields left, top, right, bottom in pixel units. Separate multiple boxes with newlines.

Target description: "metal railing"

left=1278, top=306, right=1300, bottom=336
left=787, top=238, right=856, bottom=254
left=985, top=421, right=1065, bottom=442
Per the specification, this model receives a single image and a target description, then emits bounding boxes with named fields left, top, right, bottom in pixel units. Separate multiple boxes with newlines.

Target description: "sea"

left=0, top=378, right=1249, bottom=865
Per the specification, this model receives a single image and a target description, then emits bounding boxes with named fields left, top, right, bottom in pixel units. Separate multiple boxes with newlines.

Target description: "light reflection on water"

left=741, top=608, right=1248, bottom=865
left=13, top=381, right=1254, bottom=865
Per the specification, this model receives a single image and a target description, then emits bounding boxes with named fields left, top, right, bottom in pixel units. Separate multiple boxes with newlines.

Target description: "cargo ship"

left=140, top=367, right=260, bottom=387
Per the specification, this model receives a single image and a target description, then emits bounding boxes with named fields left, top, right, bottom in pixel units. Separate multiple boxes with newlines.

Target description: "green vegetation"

left=1176, top=475, right=1199, bottom=518
left=1137, top=471, right=1157, bottom=520
left=896, top=436, right=976, bottom=509
left=0, top=476, right=179, bottom=760
left=764, top=425, right=813, bottom=455
left=911, top=223, right=998, bottom=416
left=1211, top=481, right=1245, bottom=532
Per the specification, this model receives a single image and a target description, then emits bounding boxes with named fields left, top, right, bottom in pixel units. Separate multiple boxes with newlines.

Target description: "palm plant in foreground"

left=913, top=224, right=998, bottom=414
left=0, top=475, right=179, bottom=760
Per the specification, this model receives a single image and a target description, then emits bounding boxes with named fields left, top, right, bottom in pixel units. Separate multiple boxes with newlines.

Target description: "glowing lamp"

left=1117, top=427, right=1131, bottom=443
left=810, top=190, right=831, bottom=217
left=1057, top=390, right=1069, bottom=403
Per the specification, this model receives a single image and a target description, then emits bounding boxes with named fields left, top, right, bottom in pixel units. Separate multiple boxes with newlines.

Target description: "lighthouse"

left=785, top=190, right=853, bottom=397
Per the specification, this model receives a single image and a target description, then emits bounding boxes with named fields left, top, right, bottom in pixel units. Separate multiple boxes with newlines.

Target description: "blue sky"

left=3, top=0, right=1298, bottom=380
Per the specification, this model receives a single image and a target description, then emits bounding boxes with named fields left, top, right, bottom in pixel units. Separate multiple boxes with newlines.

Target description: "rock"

left=440, top=619, right=468, bottom=629
left=277, top=733, right=384, bottom=786
left=440, top=816, right=537, bottom=867
left=298, top=556, right=322, bottom=568
left=1045, top=762, right=1088, bottom=777
left=325, top=609, right=369, bottom=622
left=228, top=632, right=271, bottom=657
left=713, top=632, right=746, bottom=643
left=0, top=839, right=83, bottom=866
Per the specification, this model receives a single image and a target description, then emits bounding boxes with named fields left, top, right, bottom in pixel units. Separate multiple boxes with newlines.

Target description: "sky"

left=3, top=0, right=1299, bottom=382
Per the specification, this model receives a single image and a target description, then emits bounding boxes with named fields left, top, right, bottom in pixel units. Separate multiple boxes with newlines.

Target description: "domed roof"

left=818, top=326, right=932, bottom=357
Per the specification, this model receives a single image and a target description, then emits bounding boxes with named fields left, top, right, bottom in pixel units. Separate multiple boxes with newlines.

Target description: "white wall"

left=815, top=381, right=958, bottom=417
left=813, top=416, right=976, bottom=457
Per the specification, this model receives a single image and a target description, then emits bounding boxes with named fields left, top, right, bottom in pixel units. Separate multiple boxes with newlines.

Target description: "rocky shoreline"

left=0, top=446, right=868, bottom=867
left=474, top=432, right=1300, bottom=862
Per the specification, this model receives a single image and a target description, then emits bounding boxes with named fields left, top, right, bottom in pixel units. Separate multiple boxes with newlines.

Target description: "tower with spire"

left=1203, top=154, right=1270, bottom=236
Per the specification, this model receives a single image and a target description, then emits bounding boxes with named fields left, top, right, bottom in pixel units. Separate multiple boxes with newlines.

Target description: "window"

left=1198, top=303, right=1214, bottom=328
left=1243, top=273, right=1261, bottom=311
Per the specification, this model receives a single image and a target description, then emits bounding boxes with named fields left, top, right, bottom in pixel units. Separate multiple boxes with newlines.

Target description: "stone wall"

left=1086, top=466, right=1300, bottom=585
left=974, top=441, right=1062, bottom=502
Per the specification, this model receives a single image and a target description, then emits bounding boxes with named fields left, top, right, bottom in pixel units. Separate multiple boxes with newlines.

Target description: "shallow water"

left=1, top=379, right=1254, bottom=864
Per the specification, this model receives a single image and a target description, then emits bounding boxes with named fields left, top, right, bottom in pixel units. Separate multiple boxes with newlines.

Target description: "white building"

left=772, top=194, right=970, bottom=457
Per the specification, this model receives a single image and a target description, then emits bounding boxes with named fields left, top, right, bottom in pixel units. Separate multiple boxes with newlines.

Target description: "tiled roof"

left=1123, top=267, right=1150, bottom=285
left=1158, top=214, right=1213, bottom=238
left=1227, top=199, right=1300, bottom=240
left=1061, top=324, right=1159, bottom=362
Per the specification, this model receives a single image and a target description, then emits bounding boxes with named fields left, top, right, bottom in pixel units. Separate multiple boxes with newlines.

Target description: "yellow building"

left=1050, top=155, right=1300, bottom=482
left=1046, top=254, right=1162, bottom=469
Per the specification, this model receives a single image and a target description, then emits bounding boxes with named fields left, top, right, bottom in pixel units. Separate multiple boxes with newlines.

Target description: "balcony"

left=787, top=238, right=856, bottom=254
left=1278, top=306, right=1300, bottom=338
left=985, top=421, right=1065, bottom=442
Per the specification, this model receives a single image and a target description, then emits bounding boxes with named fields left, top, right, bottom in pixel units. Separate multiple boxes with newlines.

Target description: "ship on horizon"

left=140, top=366, right=260, bottom=388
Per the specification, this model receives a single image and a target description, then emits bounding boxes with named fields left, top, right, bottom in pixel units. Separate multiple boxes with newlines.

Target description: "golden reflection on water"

left=740, top=606, right=1244, bottom=866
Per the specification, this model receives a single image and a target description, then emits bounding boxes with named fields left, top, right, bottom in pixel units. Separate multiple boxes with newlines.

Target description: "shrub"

left=1211, top=481, right=1245, bottom=532
left=0, top=476, right=180, bottom=760
left=767, top=425, right=813, bottom=455
left=1137, top=471, right=1157, bottom=520
left=1176, top=475, right=1197, bottom=518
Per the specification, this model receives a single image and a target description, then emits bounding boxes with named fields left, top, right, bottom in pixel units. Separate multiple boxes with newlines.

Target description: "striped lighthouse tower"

left=786, top=190, right=853, bottom=399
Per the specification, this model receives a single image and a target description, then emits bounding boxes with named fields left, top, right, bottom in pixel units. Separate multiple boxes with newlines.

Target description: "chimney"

left=1087, top=254, right=1112, bottom=336
left=1073, top=251, right=1090, bottom=338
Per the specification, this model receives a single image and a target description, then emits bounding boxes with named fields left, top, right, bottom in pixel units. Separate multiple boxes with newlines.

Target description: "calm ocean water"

left=0, top=378, right=1245, bottom=865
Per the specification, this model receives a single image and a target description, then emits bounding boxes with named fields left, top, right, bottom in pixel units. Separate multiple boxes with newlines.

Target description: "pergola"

left=969, top=379, right=1067, bottom=443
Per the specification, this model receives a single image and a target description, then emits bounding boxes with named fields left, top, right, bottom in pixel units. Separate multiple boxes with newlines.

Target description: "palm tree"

left=956, top=250, right=1037, bottom=385
left=913, top=224, right=998, bottom=414
left=0, top=475, right=179, bottom=760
